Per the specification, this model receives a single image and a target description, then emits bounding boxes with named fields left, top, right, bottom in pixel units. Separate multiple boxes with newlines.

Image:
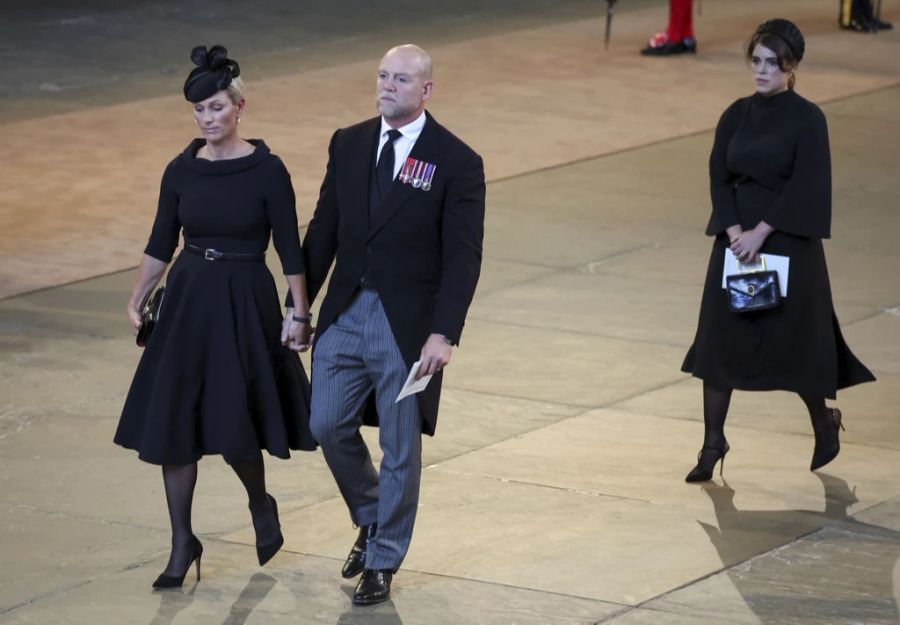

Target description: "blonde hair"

left=226, top=76, right=245, bottom=103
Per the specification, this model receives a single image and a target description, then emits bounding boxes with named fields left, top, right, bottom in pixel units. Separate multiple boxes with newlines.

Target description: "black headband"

left=755, top=19, right=805, bottom=62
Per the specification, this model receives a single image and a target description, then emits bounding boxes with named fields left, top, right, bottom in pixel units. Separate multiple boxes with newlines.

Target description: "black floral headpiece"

left=183, top=45, right=241, bottom=102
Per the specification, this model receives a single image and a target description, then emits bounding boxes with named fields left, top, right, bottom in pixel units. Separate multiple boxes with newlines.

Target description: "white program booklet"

left=395, top=360, right=433, bottom=403
left=722, top=249, right=790, bottom=297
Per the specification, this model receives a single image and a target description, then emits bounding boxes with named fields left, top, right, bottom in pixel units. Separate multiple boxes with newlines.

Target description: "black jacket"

left=301, top=111, right=485, bottom=435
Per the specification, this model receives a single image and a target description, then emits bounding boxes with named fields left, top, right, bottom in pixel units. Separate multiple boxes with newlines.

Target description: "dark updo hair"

left=746, top=19, right=805, bottom=89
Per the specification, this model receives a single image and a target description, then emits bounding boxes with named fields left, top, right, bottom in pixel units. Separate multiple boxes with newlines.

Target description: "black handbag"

left=726, top=258, right=781, bottom=313
left=136, top=287, right=165, bottom=347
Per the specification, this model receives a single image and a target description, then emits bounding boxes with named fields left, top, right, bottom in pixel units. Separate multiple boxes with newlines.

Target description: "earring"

left=236, top=116, right=241, bottom=124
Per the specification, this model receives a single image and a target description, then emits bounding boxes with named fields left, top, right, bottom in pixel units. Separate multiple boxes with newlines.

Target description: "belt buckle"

left=204, top=248, right=222, bottom=261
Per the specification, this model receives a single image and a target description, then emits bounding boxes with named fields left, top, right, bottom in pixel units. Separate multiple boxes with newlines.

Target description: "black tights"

left=700, top=381, right=832, bottom=454
left=160, top=455, right=278, bottom=576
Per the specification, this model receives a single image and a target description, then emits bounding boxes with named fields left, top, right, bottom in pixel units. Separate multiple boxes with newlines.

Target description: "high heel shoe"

left=153, top=535, right=203, bottom=589
left=256, top=494, right=284, bottom=566
left=685, top=442, right=730, bottom=483
left=811, top=408, right=845, bottom=471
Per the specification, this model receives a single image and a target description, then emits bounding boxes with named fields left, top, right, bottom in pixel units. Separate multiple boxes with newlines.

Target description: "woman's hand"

left=126, top=302, right=142, bottom=335
left=730, top=222, right=774, bottom=263
left=127, top=254, right=167, bottom=336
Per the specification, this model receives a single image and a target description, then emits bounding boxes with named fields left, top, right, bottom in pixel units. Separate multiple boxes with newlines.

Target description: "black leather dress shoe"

left=640, top=37, right=697, bottom=56
left=352, top=569, right=393, bottom=605
left=342, top=524, right=374, bottom=579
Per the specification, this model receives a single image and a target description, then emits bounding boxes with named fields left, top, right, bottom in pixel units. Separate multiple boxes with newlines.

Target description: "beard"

left=377, top=96, right=416, bottom=121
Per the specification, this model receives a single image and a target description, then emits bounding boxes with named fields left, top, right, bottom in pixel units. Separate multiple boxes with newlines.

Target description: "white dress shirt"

left=376, top=111, right=427, bottom=180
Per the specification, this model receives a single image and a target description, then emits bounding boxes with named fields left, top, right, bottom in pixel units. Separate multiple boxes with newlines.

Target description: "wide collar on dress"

left=179, top=138, right=271, bottom=175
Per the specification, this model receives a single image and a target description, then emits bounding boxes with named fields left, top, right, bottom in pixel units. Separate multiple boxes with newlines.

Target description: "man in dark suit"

left=285, top=44, right=485, bottom=605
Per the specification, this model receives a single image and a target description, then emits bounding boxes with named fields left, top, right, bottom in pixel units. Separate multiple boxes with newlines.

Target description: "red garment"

left=667, top=0, right=694, bottom=41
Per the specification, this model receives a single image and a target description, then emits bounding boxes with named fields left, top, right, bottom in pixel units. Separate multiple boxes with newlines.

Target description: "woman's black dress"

left=115, top=139, right=316, bottom=465
left=682, top=90, right=875, bottom=398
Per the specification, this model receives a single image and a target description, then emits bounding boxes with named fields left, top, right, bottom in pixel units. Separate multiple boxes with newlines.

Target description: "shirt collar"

left=380, top=110, right=427, bottom=140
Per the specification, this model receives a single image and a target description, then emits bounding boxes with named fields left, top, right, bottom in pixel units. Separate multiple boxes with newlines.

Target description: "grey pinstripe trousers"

left=310, top=289, right=422, bottom=571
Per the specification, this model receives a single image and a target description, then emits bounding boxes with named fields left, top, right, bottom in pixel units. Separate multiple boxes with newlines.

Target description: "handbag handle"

left=736, top=256, right=767, bottom=273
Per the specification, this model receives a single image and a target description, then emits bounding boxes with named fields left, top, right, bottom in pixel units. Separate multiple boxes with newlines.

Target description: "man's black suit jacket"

left=302, top=111, right=485, bottom=436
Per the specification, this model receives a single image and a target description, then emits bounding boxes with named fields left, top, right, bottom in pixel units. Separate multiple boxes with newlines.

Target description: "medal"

left=411, top=160, right=425, bottom=188
left=421, top=163, right=436, bottom=191
left=399, top=157, right=416, bottom=184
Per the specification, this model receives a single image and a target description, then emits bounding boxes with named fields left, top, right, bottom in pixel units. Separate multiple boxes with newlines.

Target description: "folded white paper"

left=722, top=249, right=790, bottom=297
left=395, top=360, right=433, bottom=403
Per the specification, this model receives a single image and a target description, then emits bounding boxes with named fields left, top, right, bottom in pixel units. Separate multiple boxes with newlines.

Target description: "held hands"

left=729, top=222, right=774, bottom=264
left=281, top=307, right=313, bottom=352
left=417, top=333, right=452, bottom=379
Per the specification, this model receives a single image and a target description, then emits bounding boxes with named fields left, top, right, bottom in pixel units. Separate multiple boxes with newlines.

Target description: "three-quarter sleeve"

left=705, top=100, right=744, bottom=235
left=764, top=105, right=832, bottom=239
left=265, top=157, right=305, bottom=275
left=143, top=160, right=182, bottom=262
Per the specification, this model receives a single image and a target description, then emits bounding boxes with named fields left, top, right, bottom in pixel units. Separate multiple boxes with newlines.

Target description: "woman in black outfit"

left=681, top=20, right=875, bottom=482
left=114, top=45, right=316, bottom=587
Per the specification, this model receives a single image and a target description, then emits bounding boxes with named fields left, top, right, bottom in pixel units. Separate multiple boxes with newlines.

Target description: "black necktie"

left=376, top=129, right=402, bottom=200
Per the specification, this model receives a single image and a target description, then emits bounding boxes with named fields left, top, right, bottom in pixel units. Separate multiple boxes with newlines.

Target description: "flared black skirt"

left=115, top=253, right=316, bottom=465
left=682, top=233, right=875, bottom=398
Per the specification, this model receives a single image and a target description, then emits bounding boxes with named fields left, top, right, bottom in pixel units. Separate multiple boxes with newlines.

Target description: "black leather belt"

left=185, top=244, right=265, bottom=262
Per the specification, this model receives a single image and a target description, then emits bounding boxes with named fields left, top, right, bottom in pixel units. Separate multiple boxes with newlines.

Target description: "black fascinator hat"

left=753, top=18, right=805, bottom=62
left=183, top=45, right=241, bottom=102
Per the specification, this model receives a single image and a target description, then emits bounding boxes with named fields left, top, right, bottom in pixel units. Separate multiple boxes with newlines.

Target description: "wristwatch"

left=437, top=334, right=456, bottom=346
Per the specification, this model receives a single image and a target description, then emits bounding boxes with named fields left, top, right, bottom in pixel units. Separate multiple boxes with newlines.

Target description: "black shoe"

left=811, top=408, right=845, bottom=471
left=871, top=18, right=893, bottom=30
left=153, top=535, right=203, bottom=589
left=342, top=523, right=374, bottom=579
left=641, top=37, right=697, bottom=56
left=352, top=569, right=393, bottom=606
left=256, top=494, right=284, bottom=566
left=685, top=442, right=730, bottom=483
left=840, top=16, right=876, bottom=32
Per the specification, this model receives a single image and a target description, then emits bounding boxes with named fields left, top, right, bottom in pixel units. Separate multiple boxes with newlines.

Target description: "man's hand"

left=418, top=333, right=452, bottom=379
left=282, top=307, right=313, bottom=352
left=285, top=320, right=313, bottom=352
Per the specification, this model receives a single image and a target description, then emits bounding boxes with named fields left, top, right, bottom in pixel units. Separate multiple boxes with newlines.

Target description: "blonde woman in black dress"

left=681, top=20, right=875, bottom=482
left=115, top=45, right=316, bottom=587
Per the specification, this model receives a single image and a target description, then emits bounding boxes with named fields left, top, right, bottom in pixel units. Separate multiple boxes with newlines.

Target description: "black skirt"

left=115, top=252, right=316, bottom=465
left=682, top=232, right=875, bottom=398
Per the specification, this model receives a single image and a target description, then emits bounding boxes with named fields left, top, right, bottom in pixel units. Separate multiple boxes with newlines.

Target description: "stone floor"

left=1, top=1, right=899, bottom=624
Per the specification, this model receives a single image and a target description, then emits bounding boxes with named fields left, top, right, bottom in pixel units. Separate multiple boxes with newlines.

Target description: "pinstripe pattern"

left=311, top=289, right=422, bottom=571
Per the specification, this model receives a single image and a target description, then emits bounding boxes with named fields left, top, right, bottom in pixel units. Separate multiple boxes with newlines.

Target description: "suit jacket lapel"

left=347, top=119, right=381, bottom=233
left=368, top=112, right=441, bottom=240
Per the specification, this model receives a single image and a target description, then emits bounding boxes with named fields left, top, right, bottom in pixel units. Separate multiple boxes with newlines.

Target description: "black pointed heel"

left=811, top=408, right=844, bottom=472
left=685, top=442, right=730, bottom=483
left=153, top=535, right=203, bottom=589
left=256, top=494, right=284, bottom=566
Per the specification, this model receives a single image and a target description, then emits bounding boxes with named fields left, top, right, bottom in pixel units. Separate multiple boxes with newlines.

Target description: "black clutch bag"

left=136, top=287, right=165, bottom=347
left=726, top=258, right=781, bottom=313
